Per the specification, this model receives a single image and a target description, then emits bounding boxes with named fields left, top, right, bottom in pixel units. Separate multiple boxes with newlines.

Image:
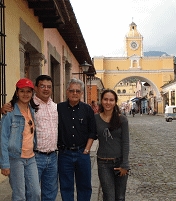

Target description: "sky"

left=69, top=0, right=176, bottom=58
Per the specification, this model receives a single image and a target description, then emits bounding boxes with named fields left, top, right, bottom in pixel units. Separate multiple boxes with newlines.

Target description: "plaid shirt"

left=34, top=95, right=58, bottom=152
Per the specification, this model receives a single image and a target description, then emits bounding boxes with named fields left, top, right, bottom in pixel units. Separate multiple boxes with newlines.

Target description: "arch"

left=114, top=75, right=161, bottom=101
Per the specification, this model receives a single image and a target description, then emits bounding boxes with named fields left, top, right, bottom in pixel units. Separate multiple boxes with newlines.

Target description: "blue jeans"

left=97, top=158, right=128, bottom=201
left=58, top=148, right=92, bottom=201
left=9, top=156, right=40, bottom=201
left=35, top=152, right=58, bottom=201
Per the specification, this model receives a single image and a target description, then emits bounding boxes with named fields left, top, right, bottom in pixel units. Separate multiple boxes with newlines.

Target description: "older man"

left=57, top=78, right=97, bottom=201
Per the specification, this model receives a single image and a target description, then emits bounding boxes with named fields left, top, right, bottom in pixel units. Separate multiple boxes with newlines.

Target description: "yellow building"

left=0, top=0, right=95, bottom=109
left=93, top=22, right=175, bottom=113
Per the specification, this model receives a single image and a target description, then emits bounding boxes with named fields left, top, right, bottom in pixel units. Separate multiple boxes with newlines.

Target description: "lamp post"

left=79, top=61, right=91, bottom=73
left=72, top=61, right=92, bottom=102
left=80, top=61, right=92, bottom=102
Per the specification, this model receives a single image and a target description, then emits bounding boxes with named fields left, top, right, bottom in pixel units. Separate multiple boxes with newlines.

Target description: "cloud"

left=70, top=0, right=176, bottom=57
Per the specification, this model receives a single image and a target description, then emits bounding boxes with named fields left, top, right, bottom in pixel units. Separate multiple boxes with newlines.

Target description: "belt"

left=60, top=144, right=86, bottom=151
left=97, top=157, right=116, bottom=161
left=34, top=150, right=57, bottom=155
left=97, top=157, right=121, bottom=163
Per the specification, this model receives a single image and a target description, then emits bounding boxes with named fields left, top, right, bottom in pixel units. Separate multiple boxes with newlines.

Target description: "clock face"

left=130, top=41, right=138, bottom=50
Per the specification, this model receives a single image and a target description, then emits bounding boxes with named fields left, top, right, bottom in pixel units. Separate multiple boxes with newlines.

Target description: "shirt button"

left=72, top=126, right=74, bottom=128
left=72, top=117, right=74, bottom=119
left=73, top=135, right=74, bottom=137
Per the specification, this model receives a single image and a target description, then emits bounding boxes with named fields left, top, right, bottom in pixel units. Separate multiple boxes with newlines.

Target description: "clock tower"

left=125, top=22, right=143, bottom=57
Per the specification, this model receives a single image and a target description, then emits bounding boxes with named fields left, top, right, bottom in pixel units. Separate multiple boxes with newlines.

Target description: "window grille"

left=0, top=0, right=6, bottom=118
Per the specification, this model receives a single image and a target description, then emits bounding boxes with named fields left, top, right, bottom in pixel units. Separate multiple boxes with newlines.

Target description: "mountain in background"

left=144, top=51, right=169, bottom=56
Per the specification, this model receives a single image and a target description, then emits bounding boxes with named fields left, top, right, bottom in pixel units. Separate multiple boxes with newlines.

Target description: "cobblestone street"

left=1, top=114, right=176, bottom=201
left=99, top=114, right=176, bottom=201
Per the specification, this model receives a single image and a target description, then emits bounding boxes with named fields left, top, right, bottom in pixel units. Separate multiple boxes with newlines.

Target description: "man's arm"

left=83, top=138, right=94, bottom=154
left=1, top=102, right=13, bottom=114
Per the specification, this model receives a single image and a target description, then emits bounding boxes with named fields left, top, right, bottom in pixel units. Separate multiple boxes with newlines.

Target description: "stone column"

left=169, top=90, right=172, bottom=106
left=29, top=53, right=45, bottom=82
left=19, top=34, right=27, bottom=78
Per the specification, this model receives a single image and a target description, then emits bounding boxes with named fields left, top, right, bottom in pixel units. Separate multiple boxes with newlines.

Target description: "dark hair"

left=10, top=88, right=39, bottom=112
left=35, top=75, right=53, bottom=87
left=100, top=89, right=121, bottom=131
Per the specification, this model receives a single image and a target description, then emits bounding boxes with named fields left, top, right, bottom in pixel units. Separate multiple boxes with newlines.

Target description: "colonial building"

left=93, top=22, right=175, bottom=113
left=0, top=0, right=95, bottom=110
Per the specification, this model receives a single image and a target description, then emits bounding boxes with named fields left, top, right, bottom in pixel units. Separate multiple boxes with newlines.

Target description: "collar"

left=67, top=99, right=80, bottom=109
left=34, top=94, right=52, bottom=105
left=13, top=103, right=33, bottom=116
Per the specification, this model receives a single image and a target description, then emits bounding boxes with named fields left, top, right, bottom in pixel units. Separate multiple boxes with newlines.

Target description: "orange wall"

left=87, top=85, right=98, bottom=105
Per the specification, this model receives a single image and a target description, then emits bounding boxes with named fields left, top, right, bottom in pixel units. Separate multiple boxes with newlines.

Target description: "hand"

left=114, top=167, right=128, bottom=176
left=83, top=149, right=90, bottom=154
left=1, top=168, right=10, bottom=176
left=1, top=102, right=13, bottom=114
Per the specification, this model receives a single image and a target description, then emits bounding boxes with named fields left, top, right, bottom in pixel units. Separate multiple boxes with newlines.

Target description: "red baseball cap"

left=16, top=78, right=34, bottom=89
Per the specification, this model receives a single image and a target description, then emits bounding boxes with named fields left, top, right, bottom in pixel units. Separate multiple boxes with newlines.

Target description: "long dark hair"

left=10, top=88, right=39, bottom=112
left=99, top=89, right=121, bottom=131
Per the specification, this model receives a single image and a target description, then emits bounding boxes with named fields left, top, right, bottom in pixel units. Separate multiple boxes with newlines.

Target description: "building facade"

left=0, top=0, right=95, bottom=110
left=94, top=22, right=175, bottom=113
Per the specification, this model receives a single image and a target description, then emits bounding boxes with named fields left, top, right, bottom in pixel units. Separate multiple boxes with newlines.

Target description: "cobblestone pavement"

left=98, top=114, right=176, bottom=201
left=1, top=114, right=176, bottom=201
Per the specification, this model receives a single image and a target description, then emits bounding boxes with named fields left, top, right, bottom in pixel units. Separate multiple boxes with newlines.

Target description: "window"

left=133, top=60, right=137, bottom=68
left=173, top=108, right=176, bottom=113
left=117, top=89, right=121, bottom=94
left=123, top=89, right=126, bottom=93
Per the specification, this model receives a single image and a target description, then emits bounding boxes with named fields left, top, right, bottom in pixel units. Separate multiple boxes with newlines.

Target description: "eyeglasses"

left=39, top=85, right=52, bottom=89
left=28, top=120, right=33, bottom=134
left=68, top=89, right=81, bottom=94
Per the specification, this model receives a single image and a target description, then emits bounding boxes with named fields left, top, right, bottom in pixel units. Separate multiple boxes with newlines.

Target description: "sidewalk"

left=0, top=140, right=100, bottom=201
left=89, top=140, right=100, bottom=201
left=0, top=174, right=11, bottom=200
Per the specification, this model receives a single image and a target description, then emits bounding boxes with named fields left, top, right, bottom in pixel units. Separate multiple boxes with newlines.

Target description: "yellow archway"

left=93, top=22, right=174, bottom=113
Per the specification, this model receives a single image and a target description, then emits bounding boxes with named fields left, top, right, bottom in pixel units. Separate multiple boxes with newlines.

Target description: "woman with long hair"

left=95, top=89, right=130, bottom=201
left=0, top=78, right=40, bottom=201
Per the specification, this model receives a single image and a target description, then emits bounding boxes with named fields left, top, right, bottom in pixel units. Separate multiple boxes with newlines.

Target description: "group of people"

left=0, top=75, right=130, bottom=201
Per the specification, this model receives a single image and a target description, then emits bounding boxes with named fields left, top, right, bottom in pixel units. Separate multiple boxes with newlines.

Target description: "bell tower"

left=125, top=22, right=143, bottom=57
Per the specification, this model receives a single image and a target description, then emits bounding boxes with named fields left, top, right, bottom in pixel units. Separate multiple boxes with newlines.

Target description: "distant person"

left=95, top=89, right=130, bottom=201
left=153, top=109, right=157, bottom=115
left=0, top=78, right=40, bottom=201
left=123, top=108, right=126, bottom=116
left=149, top=107, right=152, bottom=115
left=132, top=108, right=135, bottom=117
left=91, top=100, right=99, bottom=114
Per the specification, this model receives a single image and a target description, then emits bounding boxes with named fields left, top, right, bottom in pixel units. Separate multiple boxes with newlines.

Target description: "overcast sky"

left=70, top=0, right=176, bottom=58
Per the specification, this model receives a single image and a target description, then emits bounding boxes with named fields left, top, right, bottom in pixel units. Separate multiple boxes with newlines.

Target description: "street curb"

left=90, top=140, right=100, bottom=201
